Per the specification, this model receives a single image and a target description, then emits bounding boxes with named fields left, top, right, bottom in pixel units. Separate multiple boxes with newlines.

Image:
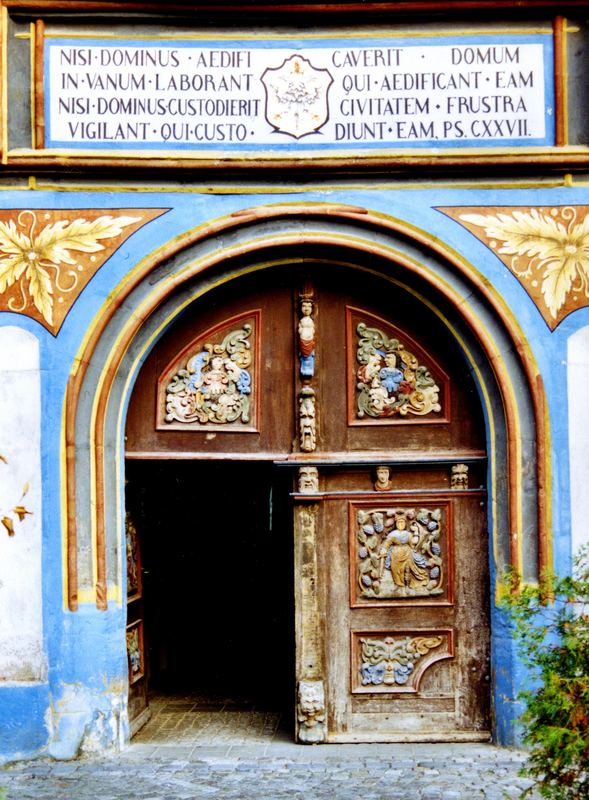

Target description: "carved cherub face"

left=301, top=300, right=313, bottom=317
left=396, top=516, right=407, bottom=531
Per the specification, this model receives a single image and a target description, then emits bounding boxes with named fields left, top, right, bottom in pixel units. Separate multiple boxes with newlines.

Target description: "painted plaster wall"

left=0, top=327, right=45, bottom=681
left=568, top=326, right=589, bottom=557
left=0, top=181, right=587, bottom=760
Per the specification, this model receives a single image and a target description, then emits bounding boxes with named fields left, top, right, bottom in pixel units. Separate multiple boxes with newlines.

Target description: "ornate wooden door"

left=125, top=264, right=490, bottom=742
left=292, top=273, right=490, bottom=743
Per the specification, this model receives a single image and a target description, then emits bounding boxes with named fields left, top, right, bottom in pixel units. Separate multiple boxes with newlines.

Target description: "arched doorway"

left=123, top=261, right=490, bottom=741
left=63, top=204, right=549, bottom=746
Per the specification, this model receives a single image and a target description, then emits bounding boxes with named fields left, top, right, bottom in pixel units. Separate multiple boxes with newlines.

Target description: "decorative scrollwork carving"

left=356, top=321, right=441, bottom=419
left=164, top=324, right=253, bottom=426
left=299, top=387, right=316, bottom=452
left=451, top=463, right=469, bottom=490
left=359, top=634, right=444, bottom=689
left=356, top=507, right=444, bottom=599
left=297, top=680, right=326, bottom=743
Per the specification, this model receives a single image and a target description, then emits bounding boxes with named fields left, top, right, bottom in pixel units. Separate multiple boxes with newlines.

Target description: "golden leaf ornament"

left=457, top=207, right=589, bottom=325
left=0, top=211, right=140, bottom=327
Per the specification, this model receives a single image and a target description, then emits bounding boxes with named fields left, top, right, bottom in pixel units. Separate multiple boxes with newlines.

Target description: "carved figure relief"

left=355, top=322, right=441, bottom=419
left=374, top=465, right=393, bottom=492
left=0, top=209, right=164, bottom=335
left=299, top=387, right=317, bottom=452
left=126, top=620, right=145, bottom=683
left=451, top=463, right=469, bottom=490
left=297, top=680, right=327, bottom=743
left=125, top=512, right=141, bottom=600
left=439, top=205, right=589, bottom=330
left=298, top=295, right=315, bottom=378
left=355, top=632, right=452, bottom=693
left=164, top=322, right=254, bottom=427
left=355, top=507, right=445, bottom=600
left=298, top=466, right=319, bottom=494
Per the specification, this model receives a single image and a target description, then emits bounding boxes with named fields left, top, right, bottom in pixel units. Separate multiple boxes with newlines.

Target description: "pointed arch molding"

left=63, top=203, right=550, bottom=611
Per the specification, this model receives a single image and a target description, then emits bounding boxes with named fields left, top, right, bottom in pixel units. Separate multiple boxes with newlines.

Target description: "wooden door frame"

left=61, top=203, right=550, bottom=744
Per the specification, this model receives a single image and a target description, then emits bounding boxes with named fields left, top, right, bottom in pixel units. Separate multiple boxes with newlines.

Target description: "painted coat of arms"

left=261, top=54, right=333, bottom=139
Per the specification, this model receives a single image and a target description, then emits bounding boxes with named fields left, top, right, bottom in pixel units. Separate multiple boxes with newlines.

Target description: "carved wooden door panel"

left=294, top=272, right=490, bottom=742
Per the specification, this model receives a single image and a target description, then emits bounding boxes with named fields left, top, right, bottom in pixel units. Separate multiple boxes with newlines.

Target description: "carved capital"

left=297, top=680, right=327, bottom=743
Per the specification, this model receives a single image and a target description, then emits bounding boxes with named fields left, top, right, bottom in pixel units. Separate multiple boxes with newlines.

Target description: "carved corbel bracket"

left=297, top=679, right=327, bottom=743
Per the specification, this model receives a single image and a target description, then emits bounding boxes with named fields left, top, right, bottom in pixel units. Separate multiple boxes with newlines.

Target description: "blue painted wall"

left=0, top=181, right=585, bottom=760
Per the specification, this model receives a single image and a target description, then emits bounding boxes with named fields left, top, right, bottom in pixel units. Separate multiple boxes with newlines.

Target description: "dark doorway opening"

left=125, top=460, right=295, bottom=723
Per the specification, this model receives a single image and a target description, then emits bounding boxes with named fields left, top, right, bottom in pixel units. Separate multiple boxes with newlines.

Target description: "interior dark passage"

left=125, top=460, right=295, bottom=716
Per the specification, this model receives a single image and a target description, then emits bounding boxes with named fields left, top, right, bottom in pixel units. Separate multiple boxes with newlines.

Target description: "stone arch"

left=63, top=203, right=549, bottom=612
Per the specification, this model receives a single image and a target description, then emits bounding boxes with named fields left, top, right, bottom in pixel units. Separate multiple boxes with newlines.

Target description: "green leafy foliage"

left=502, top=546, right=589, bottom=799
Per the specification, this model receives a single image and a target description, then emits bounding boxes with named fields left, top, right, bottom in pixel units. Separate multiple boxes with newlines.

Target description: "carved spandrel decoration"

left=451, top=463, right=469, bottom=490
left=439, top=205, right=589, bottom=330
left=297, top=680, right=327, bottom=743
left=355, top=321, right=441, bottom=419
left=0, top=208, right=166, bottom=335
left=298, top=466, right=319, bottom=494
left=353, top=631, right=452, bottom=693
left=298, top=294, right=315, bottom=378
left=355, top=507, right=445, bottom=600
left=163, top=320, right=254, bottom=427
left=299, top=387, right=316, bottom=451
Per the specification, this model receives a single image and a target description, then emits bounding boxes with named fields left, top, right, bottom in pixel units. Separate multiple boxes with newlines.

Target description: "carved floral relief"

left=352, top=631, right=453, bottom=693
left=161, top=315, right=256, bottom=429
left=354, top=320, right=442, bottom=420
left=353, top=506, right=448, bottom=603
left=439, top=205, right=589, bottom=330
left=0, top=209, right=166, bottom=335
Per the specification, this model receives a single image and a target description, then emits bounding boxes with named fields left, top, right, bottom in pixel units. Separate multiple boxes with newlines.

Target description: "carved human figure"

left=297, top=680, right=326, bottom=743
left=298, top=466, right=319, bottom=494
left=374, top=465, right=393, bottom=492
left=379, top=515, right=429, bottom=591
left=298, top=298, right=315, bottom=377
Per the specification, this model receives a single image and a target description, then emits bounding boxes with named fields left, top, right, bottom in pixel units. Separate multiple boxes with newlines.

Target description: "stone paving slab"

left=0, top=743, right=539, bottom=800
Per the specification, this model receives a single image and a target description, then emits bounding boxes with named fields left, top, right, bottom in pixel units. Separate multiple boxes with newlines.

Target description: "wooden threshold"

left=327, top=731, right=492, bottom=744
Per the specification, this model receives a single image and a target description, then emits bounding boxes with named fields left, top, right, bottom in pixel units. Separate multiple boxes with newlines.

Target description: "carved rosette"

left=356, top=633, right=450, bottom=693
left=355, top=507, right=445, bottom=600
left=164, top=323, right=253, bottom=426
left=297, top=680, right=327, bottom=743
left=355, top=322, right=441, bottom=419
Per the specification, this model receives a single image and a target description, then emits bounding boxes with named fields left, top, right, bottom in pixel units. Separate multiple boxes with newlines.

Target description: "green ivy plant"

left=501, top=546, right=589, bottom=799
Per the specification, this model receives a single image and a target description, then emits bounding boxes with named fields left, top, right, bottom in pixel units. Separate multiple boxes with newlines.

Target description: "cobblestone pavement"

left=0, top=695, right=539, bottom=799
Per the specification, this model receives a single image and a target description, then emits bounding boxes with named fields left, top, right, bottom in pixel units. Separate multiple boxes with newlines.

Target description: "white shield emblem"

left=261, top=54, right=333, bottom=139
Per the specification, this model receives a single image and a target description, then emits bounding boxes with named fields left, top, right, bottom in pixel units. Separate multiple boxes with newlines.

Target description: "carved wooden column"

left=294, top=288, right=327, bottom=742
left=294, top=474, right=326, bottom=743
